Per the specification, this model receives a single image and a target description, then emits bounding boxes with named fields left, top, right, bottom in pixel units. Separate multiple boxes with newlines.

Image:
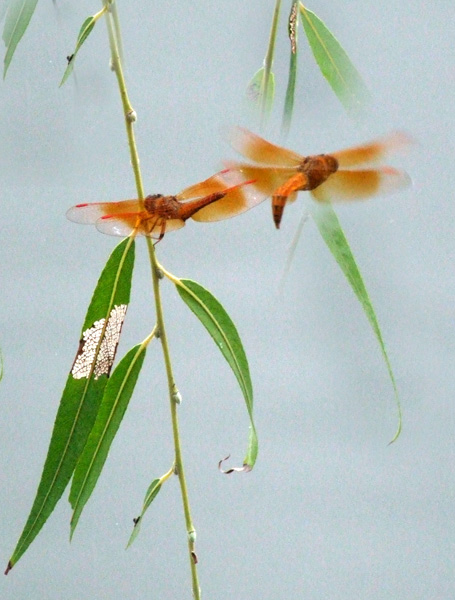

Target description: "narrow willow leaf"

left=282, top=1, right=299, bottom=136
left=60, top=16, right=96, bottom=87
left=299, top=4, right=370, bottom=114
left=310, top=202, right=401, bottom=441
left=70, top=343, right=147, bottom=536
left=2, top=0, right=39, bottom=78
left=5, top=238, right=135, bottom=573
left=126, top=478, right=162, bottom=548
left=175, top=278, right=258, bottom=469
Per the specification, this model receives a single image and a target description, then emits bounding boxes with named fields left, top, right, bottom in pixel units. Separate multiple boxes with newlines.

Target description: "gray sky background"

left=1, top=1, right=454, bottom=599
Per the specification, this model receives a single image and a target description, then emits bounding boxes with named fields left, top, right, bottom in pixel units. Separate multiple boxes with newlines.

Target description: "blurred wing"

left=95, top=213, right=185, bottom=238
left=311, top=168, right=411, bottom=203
left=230, top=127, right=303, bottom=167
left=66, top=200, right=141, bottom=224
left=191, top=165, right=295, bottom=222
left=332, top=132, right=413, bottom=168
left=224, top=162, right=296, bottom=196
left=177, top=170, right=243, bottom=200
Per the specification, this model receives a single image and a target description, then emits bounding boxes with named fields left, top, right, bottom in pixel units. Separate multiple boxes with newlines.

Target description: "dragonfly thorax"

left=144, top=194, right=180, bottom=219
left=298, top=154, right=339, bottom=190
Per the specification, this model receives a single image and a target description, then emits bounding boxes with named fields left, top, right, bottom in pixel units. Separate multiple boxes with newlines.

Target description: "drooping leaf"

left=299, top=3, right=370, bottom=114
left=310, top=202, right=401, bottom=441
left=60, top=16, right=96, bottom=87
left=282, top=1, right=299, bottom=135
left=2, top=0, right=39, bottom=78
left=174, top=278, right=257, bottom=470
left=70, top=342, right=147, bottom=536
left=5, top=238, right=135, bottom=573
left=126, top=478, right=162, bottom=548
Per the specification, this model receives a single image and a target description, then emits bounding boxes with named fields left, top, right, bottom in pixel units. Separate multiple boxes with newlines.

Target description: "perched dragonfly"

left=66, top=171, right=258, bottom=240
left=226, top=127, right=412, bottom=228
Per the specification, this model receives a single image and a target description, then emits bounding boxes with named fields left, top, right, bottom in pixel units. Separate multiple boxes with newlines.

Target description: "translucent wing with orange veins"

left=229, top=127, right=303, bottom=167
left=176, top=171, right=239, bottom=200
left=96, top=213, right=185, bottom=238
left=331, top=132, right=412, bottom=169
left=67, top=200, right=185, bottom=239
left=66, top=200, right=142, bottom=224
left=222, top=163, right=297, bottom=196
left=311, top=167, right=411, bottom=203
left=188, top=171, right=266, bottom=222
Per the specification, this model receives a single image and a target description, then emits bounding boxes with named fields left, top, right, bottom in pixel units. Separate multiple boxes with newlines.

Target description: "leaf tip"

left=4, top=561, right=13, bottom=576
left=387, top=419, right=402, bottom=446
left=218, top=455, right=253, bottom=475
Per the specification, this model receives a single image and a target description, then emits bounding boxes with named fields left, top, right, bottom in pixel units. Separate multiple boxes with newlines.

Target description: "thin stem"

left=147, top=244, right=200, bottom=597
left=104, top=4, right=144, bottom=199
left=102, top=3, right=201, bottom=597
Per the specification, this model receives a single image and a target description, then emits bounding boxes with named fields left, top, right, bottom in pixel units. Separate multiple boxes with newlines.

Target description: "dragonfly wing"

left=230, top=127, right=303, bottom=166
left=177, top=170, right=243, bottom=200
left=66, top=200, right=141, bottom=224
left=95, top=213, right=185, bottom=238
left=311, top=168, right=411, bottom=203
left=332, top=132, right=413, bottom=168
left=144, top=218, right=186, bottom=238
left=95, top=212, right=144, bottom=237
left=191, top=165, right=294, bottom=222
left=224, top=162, right=297, bottom=195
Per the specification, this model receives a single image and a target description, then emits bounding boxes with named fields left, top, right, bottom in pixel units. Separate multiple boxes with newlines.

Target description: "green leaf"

left=60, top=16, right=96, bottom=87
left=175, top=279, right=257, bottom=470
left=70, top=343, right=147, bottom=536
left=246, top=66, right=275, bottom=120
left=299, top=4, right=370, bottom=114
left=282, top=1, right=299, bottom=136
left=310, top=202, right=401, bottom=442
left=126, top=478, right=162, bottom=548
left=5, top=238, right=135, bottom=573
left=2, top=0, right=39, bottom=78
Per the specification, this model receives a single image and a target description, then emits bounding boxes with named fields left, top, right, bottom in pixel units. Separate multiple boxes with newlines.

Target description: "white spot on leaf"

left=71, top=304, right=128, bottom=379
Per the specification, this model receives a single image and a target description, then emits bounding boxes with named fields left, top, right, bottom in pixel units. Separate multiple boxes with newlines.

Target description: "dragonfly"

left=226, top=127, right=412, bottom=228
left=66, top=170, right=259, bottom=240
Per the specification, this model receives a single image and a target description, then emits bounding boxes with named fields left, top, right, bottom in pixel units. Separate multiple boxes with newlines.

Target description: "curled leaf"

left=218, top=455, right=252, bottom=475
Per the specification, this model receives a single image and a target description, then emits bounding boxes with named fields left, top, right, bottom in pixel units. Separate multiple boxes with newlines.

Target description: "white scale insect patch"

left=71, top=304, right=128, bottom=380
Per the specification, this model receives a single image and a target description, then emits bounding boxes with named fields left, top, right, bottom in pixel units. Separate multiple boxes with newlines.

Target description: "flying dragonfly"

left=226, top=127, right=412, bottom=228
left=66, top=170, right=258, bottom=240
